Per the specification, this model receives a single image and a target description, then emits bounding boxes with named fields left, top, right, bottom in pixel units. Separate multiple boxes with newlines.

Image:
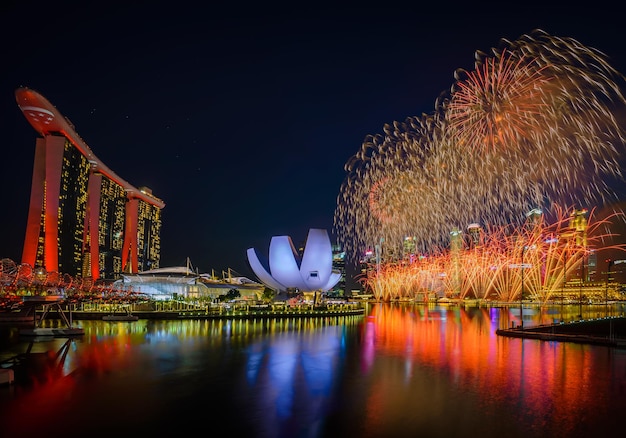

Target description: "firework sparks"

left=356, top=206, right=626, bottom=302
left=334, top=29, right=626, bottom=264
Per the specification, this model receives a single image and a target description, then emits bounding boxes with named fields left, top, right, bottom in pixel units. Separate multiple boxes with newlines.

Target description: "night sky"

left=2, top=2, right=625, bottom=281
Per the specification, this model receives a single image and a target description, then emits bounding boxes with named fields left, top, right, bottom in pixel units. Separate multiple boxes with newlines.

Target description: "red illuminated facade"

left=16, top=87, right=165, bottom=280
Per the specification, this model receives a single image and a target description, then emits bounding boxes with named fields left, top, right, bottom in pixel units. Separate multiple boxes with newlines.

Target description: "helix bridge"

left=0, top=257, right=147, bottom=312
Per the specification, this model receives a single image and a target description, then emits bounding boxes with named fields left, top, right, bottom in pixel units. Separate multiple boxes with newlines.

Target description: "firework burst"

left=334, top=29, right=626, bottom=263
left=358, top=205, right=626, bottom=302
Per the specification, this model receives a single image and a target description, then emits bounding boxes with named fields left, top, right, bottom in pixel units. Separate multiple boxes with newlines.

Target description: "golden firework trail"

left=334, top=29, right=626, bottom=265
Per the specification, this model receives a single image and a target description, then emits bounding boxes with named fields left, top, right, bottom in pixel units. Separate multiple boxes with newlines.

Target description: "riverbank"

left=496, top=316, right=626, bottom=347
left=76, top=307, right=367, bottom=320
left=0, top=305, right=367, bottom=324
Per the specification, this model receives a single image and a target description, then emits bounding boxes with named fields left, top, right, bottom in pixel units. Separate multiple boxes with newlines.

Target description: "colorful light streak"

left=358, top=304, right=619, bottom=437
left=335, top=30, right=626, bottom=267
left=359, top=205, right=626, bottom=302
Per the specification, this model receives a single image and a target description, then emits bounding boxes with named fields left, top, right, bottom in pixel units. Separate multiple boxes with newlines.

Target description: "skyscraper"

left=15, top=87, right=165, bottom=281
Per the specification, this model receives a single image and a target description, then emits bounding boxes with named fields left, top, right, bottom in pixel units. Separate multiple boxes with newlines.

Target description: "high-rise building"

left=569, top=208, right=588, bottom=247
left=449, top=228, right=462, bottom=296
left=15, top=87, right=165, bottom=281
left=330, top=243, right=346, bottom=296
left=466, top=223, right=482, bottom=248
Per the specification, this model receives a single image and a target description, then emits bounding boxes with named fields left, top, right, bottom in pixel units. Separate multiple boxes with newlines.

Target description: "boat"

left=509, top=305, right=539, bottom=316
left=102, top=314, right=139, bottom=321
left=102, top=303, right=138, bottom=321
left=20, top=327, right=85, bottom=337
left=18, top=297, right=85, bottom=337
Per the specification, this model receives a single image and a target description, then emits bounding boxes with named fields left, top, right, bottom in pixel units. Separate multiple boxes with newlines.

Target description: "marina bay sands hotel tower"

left=15, top=87, right=165, bottom=281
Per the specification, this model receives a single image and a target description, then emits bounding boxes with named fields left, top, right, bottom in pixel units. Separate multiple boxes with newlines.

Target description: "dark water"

left=1, top=303, right=626, bottom=438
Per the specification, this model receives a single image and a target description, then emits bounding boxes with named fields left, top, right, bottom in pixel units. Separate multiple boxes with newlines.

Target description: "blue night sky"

left=1, top=1, right=625, bottom=281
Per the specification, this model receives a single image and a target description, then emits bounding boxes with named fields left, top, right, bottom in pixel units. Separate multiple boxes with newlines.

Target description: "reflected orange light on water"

left=1, top=311, right=624, bottom=437
left=360, top=304, right=622, bottom=437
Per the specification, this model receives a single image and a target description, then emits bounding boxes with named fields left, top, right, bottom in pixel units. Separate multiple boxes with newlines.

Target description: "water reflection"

left=344, top=303, right=626, bottom=438
left=0, top=305, right=625, bottom=438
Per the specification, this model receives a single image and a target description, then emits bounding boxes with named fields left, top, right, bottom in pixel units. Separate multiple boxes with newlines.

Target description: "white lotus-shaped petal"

left=247, top=228, right=341, bottom=292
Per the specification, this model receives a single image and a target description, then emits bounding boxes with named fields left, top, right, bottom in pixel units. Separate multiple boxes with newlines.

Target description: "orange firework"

left=335, top=30, right=626, bottom=264
left=446, top=49, right=552, bottom=153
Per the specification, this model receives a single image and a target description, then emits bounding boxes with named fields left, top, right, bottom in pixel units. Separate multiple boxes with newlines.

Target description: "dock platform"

left=496, top=316, right=626, bottom=347
left=19, top=327, right=85, bottom=337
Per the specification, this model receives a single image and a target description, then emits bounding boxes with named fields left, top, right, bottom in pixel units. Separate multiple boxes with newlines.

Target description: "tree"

left=219, top=289, right=241, bottom=302
left=261, top=287, right=276, bottom=303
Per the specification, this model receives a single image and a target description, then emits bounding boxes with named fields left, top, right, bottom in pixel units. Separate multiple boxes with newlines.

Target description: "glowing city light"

left=334, top=30, right=626, bottom=301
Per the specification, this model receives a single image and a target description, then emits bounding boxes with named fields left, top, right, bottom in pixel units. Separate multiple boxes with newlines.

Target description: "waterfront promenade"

left=63, top=306, right=366, bottom=320
left=0, top=300, right=366, bottom=324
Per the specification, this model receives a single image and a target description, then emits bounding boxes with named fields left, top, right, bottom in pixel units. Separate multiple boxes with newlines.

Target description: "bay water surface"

left=1, top=303, right=625, bottom=438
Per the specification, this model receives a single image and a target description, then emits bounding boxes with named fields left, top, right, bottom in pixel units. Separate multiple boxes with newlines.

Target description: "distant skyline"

left=2, top=2, right=626, bottom=282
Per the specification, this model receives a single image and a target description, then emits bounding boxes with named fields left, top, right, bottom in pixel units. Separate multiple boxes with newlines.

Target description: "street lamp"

left=605, top=259, right=613, bottom=317
left=562, top=243, right=566, bottom=321
left=578, top=249, right=585, bottom=319
left=508, top=244, right=532, bottom=329
left=520, top=245, right=531, bottom=329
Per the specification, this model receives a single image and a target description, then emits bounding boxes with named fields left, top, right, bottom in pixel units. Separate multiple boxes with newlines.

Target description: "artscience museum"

left=247, top=228, right=342, bottom=294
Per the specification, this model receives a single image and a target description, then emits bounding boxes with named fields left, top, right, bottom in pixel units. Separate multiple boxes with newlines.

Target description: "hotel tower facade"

left=15, top=87, right=165, bottom=281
